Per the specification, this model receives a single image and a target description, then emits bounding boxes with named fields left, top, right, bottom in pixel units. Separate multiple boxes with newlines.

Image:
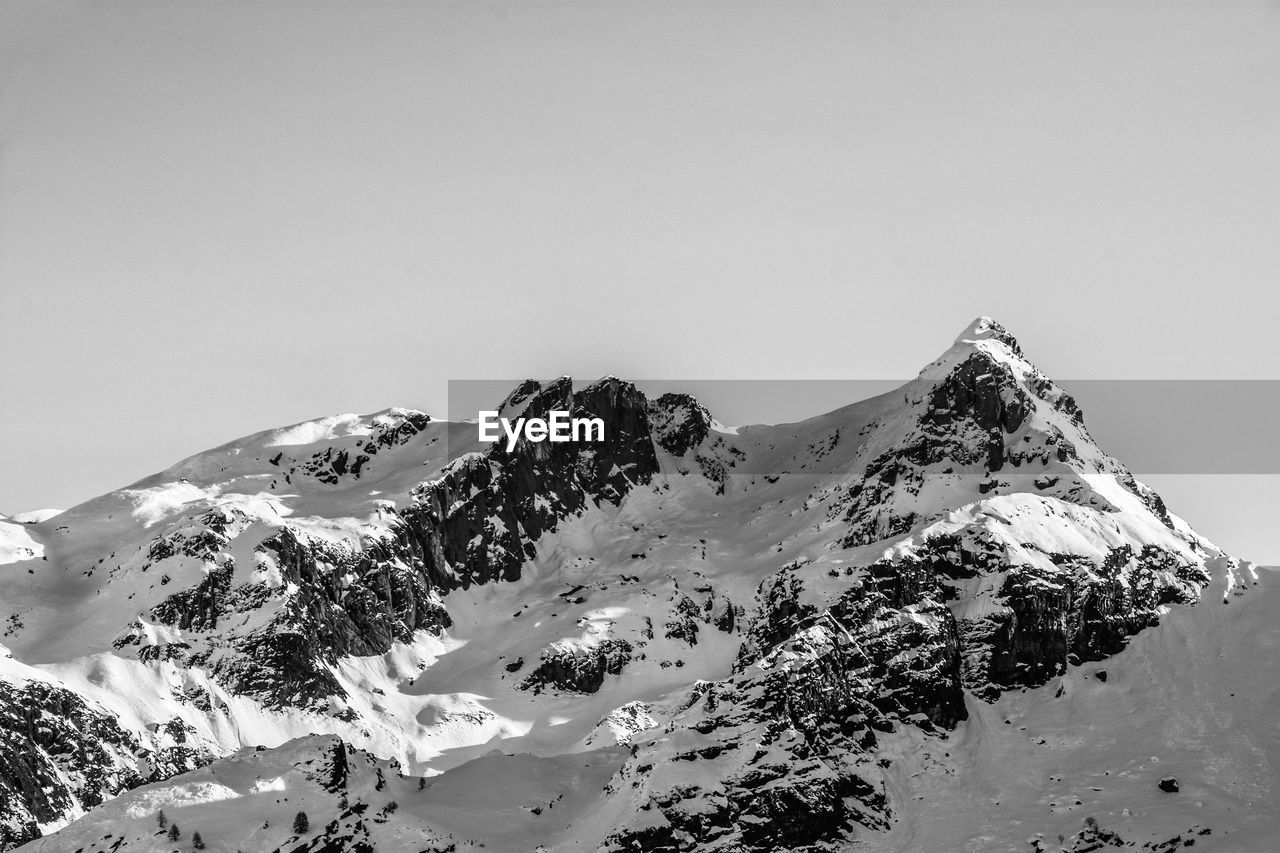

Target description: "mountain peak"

left=954, top=315, right=1023, bottom=356
left=920, top=316, right=1027, bottom=380
left=0, top=318, right=1252, bottom=853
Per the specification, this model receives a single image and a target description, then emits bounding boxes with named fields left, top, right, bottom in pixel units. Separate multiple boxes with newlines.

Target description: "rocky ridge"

left=0, top=318, right=1243, bottom=851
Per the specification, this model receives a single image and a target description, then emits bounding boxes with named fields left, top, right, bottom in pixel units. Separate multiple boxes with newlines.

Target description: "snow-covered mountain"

left=0, top=318, right=1270, bottom=852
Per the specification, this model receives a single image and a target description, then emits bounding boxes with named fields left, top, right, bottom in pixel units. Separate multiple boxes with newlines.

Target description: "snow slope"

left=0, top=516, right=44, bottom=565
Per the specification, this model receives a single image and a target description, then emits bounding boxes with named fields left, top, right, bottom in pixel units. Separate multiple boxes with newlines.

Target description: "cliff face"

left=0, top=678, right=210, bottom=849
left=0, top=319, right=1233, bottom=851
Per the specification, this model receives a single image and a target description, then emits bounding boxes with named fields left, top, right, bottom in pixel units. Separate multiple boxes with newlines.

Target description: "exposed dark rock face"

left=649, top=394, right=713, bottom=457
left=923, top=353, right=1034, bottom=453
left=0, top=680, right=210, bottom=849
left=417, top=377, right=660, bottom=586
left=1041, top=818, right=1211, bottom=853
left=734, top=567, right=816, bottom=668
left=603, top=561, right=966, bottom=853
left=648, top=392, right=745, bottom=494
left=327, top=738, right=349, bottom=792
left=709, top=594, right=739, bottom=634
left=521, top=639, right=635, bottom=694
left=864, top=533, right=1208, bottom=701
left=216, top=526, right=453, bottom=708
left=664, top=594, right=703, bottom=645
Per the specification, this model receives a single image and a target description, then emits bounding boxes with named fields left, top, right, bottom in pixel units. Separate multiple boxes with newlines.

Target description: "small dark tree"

left=157, top=810, right=168, bottom=830
left=192, top=831, right=205, bottom=850
left=293, top=811, right=309, bottom=834
left=168, top=824, right=181, bottom=840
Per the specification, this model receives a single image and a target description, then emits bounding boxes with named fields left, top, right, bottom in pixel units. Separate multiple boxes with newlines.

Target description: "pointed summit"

left=919, top=316, right=1027, bottom=380
left=953, top=316, right=1023, bottom=357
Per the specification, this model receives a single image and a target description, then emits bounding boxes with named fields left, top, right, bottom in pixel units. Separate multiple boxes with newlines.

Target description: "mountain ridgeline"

left=0, top=318, right=1247, bottom=852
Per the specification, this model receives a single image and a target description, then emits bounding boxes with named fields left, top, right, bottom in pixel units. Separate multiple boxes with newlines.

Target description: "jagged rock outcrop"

left=603, top=560, right=966, bottom=852
left=648, top=393, right=745, bottom=492
left=865, top=528, right=1209, bottom=700
left=521, top=639, right=635, bottom=694
left=649, top=394, right=713, bottom=457
left=0, top=680, right=210, bottom=849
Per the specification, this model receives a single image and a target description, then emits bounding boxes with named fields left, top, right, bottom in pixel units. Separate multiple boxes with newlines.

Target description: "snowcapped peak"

left=919, top=316, right=1028, bottom=381
left=953, top=316, right=1024, bottom=356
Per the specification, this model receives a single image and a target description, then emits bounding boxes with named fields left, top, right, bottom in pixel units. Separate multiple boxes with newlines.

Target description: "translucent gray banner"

left=445, top=379, right=1280, bottom=475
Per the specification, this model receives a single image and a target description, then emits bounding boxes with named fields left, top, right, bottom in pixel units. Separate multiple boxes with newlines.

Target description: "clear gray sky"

left=1, top=2, right=1277, bottom=559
